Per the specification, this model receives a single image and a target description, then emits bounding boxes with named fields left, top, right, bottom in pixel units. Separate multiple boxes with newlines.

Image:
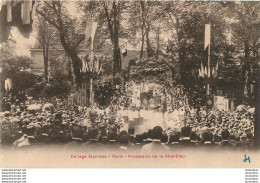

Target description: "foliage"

left=31, top=1, right=260, bottom=105
left=27, top=75, right=71, bottom=99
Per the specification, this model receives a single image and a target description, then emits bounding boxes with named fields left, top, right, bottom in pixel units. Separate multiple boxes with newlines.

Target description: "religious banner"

left=80, top=89, right=87, bottom=107
left=224, top=98, right=229, bottom=111
left=214, top=96, right=224, bottom=111
left=68, top=96, right=74, bottom=111
left=214, top=96, right=229, bottom=111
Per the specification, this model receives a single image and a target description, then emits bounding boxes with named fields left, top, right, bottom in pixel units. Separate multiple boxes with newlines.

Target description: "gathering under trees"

left=1, top=1, right=259, bottom=107
left=32, top=1, right=260, bottom=106
left=1, top=0, right=260, bottom=154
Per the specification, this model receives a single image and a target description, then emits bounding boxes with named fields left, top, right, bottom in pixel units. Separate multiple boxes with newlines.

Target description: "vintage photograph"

left=0, top=0, right=259, bottom=168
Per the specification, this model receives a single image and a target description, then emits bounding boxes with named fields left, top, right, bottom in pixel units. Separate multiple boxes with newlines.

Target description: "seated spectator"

left=128, top=128, right=135, bottom=144
left=64, top=125, right=84, bottom=149
left=190, top=131, right=199, bottom=147
left=12, top=125, right=28, bottom=149
left=160, top=133, right=168, bottom=144
left=118, top=131, right=129, bottom=151
left=201, top=132, right=215, bottom=149
left=242, top=132, right=254, bottom=150
left=218, top=129, right=233, bottom=150
left=141, top=126, right=169, bottom=153
left=17, top=125, right=37, bottom=149
left=38, top=124, right=51, bottom=145
left=179, top=126, right=192, bottom=146
left=168, top=132, right=181, bottom=150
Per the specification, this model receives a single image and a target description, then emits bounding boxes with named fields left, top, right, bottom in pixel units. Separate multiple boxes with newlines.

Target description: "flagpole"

left=90, top=36, right=94, bottom=106
left=207, top=43, right=210, bottom=95
left=207, top=25, right=211, bottom=96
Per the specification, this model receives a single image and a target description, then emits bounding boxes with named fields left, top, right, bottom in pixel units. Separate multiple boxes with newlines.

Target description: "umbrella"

left=42, top=103, right=54, bottom=111
left=247, top=107, right=255, bottom=113
left=27, top=104, right=42, bottom=111
left=10, top=117, right=20, bottom=123
left=236, top=105, right=246, bottom=112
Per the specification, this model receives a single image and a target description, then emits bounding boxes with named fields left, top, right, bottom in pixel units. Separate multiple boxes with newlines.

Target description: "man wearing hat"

left=141, top=126, right=169, bottom=153
left=200, top=131, right=215, bottom=150
left=17, top=125, right=37, bottom=149
left=168, top=132, right=181, bottom=151
left=179, top=126, right=192, bottom=147
left=37, top=124, right=52, bottom=145
left=86, top=127, right=107, bottom=152
left=12, top=125, right=28, bottom=149
left=64, top=124, right=84, bottom=150
left=218, top=129, right=233, bottom=150
left=117, top=130, right=131, bottom=152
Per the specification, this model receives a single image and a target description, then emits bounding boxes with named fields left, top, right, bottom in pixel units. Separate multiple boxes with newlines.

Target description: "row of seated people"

left=12, top=123, right=254, bottom=152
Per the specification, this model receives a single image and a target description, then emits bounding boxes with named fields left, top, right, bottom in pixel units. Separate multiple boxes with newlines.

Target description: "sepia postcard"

left=0, top=0, right=260, bottom=168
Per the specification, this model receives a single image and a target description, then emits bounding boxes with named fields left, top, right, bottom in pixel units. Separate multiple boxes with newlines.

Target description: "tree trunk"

left=156, top=26, right=160, bottom=59
left=59, top=32, right=82, bottom=86
left=140, top=26, right=144, bottom=59
left=112, top=2, right=121, bottom=79
left=140, top=4, right=145, bottom=60
left=42, top=44, right=48, bottom=81
left=254, top=65, right=260, bottom=148
left=243, top=40, right=250, bottom=103
left=146, top=25, right=154, bottom=58
left=41, top=30, right=49, bottom=81
left=140, top=1, right=153, bottom=58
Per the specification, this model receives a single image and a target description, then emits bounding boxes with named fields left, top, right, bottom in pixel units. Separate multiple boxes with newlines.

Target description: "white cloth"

left=128, top=110, right=139, bottom=121
left=5, top=78, right=12, bottom=91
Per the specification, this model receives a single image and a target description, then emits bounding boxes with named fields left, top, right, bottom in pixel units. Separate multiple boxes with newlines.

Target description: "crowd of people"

left=0, top=92, right=255, bottom=152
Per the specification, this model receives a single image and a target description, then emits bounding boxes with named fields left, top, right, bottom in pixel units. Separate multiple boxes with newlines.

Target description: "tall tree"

left=228, top=2, right=260, bottom=104
left=36, top=1, right=85, bottom=86
left=34, top=14, right=54, bottom=80
left=102, top=1, right=122, bottom=79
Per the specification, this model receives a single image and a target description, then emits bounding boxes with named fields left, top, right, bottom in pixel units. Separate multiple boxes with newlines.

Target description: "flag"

left=201, top=62, right=205, bottom=78
left=5, top=78, right=12, bottom=91
left=213, top=62, right=219, bottom=78
left=204, top=66, right=208, bottom=76
left=215, top=61, right=219, bottom=71
left=85, top=20, right=97, bottom=72
left=98, top=62, right=102, bottom=75
left=91, top=22, right=98, bottom=40
left=198, top=69, right=201, bottom=78
left=85, top=20, right=98, bottom=42
left=204, top=24, right=211, bottom=50
left=81, top=58, right=86, bottom=72
left=86, top=58, right=89, bottom=72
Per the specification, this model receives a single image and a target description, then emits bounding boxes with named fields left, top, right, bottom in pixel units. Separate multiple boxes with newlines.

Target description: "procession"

left=1, top=81, right=255, bottom=152
left=0, top=1, right=259, bottom=154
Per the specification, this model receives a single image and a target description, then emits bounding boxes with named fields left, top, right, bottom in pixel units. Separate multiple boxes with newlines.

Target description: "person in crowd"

left=12, top=125, right=28, bottom=149
left=190, top=131, right=199, bottom=147
left=1, top=90, right=255, bottom=153
left=64, top=124, right=84, bottom=150
left=37, top=123, right=51, bottom=145
left=218, top=129, right=233, bottom=150
left=141, top=126, right=169, bottom=153
left=179, top=126, right=192, bottom=147
left=168, top=132, right=181, bottom=151
left=133, top=134, right=144, bottom=151
left=200, top=132, right=215, bottom=149
left=118, top=131, right=130, bottom=152
left=242, top=132, right=254, bottom=150
left=17, top=125, right=37, bottom=149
